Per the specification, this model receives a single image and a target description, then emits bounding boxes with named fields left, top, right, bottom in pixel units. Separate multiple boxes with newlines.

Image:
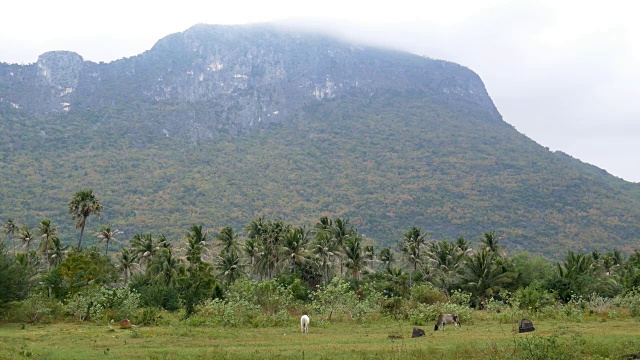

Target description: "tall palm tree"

left=311, top=231, right=339, bottom=285
left=68, top=189, right=103, bottom=251
left=116, top=248, right=139, bottom=285
left=462, top=250, right=515, bottom=308
left=282, top=226, right=310, bottom=273
left=4, top=218, right=18, bottom=254
left=343, top=235, right=365, bottom=279
left=147, top=247, right=183, bottom=287
left=216, top=226, right=239, bottom=255
left=427, top=240, right=467, bottom=295
left=244, top=237, right=259, bottom=278
left=96, top=224, right=120, bottom=256
left=216, top=249, right=245, bottom=285
left=481, top=231, right=503, bottom=255
left=185, top=225, right=207, bottom=266
left=379, top=246, right=395, bottom=270
left=18, top=226, right=35, bottom=262
left=49, top=237, right=68, bottom=267
left=131, top=233, right=157, bottom=269
left=401, top=226, right=427, bottom=286
left=37, top=219, right=57, bottom=270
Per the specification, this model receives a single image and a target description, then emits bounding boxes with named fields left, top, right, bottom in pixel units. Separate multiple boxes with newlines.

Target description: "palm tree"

left=49, top=237, right=68, bottom=267
left=244, top=237, right=259, bottom=278
left=216, top=226, right=239, bottom=255
left=343, top=235, right=365, bottom=279
left=18, top=226, right=35, bottom=262
left=401, top=226, right=427, bottom=286
left=131, top=233, right=157, bottom=269
left=116, top=248, right=139, bottom=285
left=379, top=246, right=395, bottom=270
left=185, top=225, right=207, bottom=266
left=461, top=250, right=515, bottom=308
left=68, top=189, right=103, bottom=251
left=147, top=247, right=183, bottom=287
left=216, top=249, right=245, bottom=285
left=37, top=219, right=57, bottom=270
left=311, top=231, right=339, bottom=285
left=96, top=224, right=120, bottom=256
left=481, top=231, right=503, bottom=255
left=427, top=240, right=467, bottom=295
left=4, top=218, right=18, bottom=254
left=282, top=226, right=311, bottom=273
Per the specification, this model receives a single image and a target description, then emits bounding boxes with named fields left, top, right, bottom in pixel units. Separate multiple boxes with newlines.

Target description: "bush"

left=407, top=302, right=472, bottom=326
left=512, top=282, right=556, bottom=311
left=4, top=294, right=64, bottom=324
left=65, top=286, right=140, bottom=322
left=410, top=283, right=447, bottom=305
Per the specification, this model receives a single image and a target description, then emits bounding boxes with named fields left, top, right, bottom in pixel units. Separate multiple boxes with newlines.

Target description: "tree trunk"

left=77, top=221, right=86, bottom=251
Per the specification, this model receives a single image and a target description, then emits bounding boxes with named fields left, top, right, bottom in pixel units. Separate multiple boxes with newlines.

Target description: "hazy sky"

left=1, top=0, right=638, bottom=182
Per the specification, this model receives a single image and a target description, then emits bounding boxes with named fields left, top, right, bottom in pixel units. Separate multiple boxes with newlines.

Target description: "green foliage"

left=226, top=278, right=293, bottom=317
left=3, top=293, right=64, bottom=324
left=64, top=285, right=140, bottom=322
left=512, top=282, right=557, bottom=311
left=0, top=244, right=33, bottom=308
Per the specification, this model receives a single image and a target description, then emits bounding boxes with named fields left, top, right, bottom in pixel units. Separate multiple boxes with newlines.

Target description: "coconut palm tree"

left=282, top=226, right=311, bottom=273
left=461, top=250, right=515, bottom=308
left=379, top=246, right=395, bottom=270
left=18, top=226, right=35, bottom=262
left=4, top=218, right=18, bottom=254
left=401, top=227, right=427, bottom=286
left=96, top=224, right=120, bottom=256
left=312, top=231, right=339, bottom=285
left=48, top=237, right=68, bottom=267
left=68, top=189, right=103, bottom=251
left=147, top=247, right=183, bottom=287
left=37, top=219, right=57, bottom=270
left=185, top=225, right=207, bottom=266
left=216, top=226, right=239, bottom=255
left=343, top=235, right=365, bottom=279
left=116, top=248, right=139, bottom=285
left=244, top=237, right=259, bottom=277
left=131, top=233, right=157, bottom=269
left=216, top=249, right=245, bottom=285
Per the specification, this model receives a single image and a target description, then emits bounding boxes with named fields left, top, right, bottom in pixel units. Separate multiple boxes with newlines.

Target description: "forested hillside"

left=0, top=24, right=638, bottom=258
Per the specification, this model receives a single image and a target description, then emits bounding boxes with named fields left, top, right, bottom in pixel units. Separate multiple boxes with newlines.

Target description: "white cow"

left=300, top=315, right=310, bottom=333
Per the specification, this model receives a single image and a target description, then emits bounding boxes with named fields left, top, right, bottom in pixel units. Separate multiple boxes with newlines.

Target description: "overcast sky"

left=1, top=0, right=638, bottom=182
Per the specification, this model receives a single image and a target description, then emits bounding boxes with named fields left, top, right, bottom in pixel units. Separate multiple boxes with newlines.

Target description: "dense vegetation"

left=1, top=93, right=639, bottom=260
left=3, top=191, right=640, bottom=327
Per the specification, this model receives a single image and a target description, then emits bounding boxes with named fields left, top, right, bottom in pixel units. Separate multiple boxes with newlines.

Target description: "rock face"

left=0, top=24, right=501, bottom=139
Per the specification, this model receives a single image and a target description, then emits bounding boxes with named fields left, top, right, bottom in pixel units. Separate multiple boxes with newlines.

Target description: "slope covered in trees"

left=0, top=24, right=638, bottom=258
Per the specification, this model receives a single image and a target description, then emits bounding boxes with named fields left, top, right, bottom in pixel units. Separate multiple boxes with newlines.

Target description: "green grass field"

left=1, top=319, right=640, bottom=359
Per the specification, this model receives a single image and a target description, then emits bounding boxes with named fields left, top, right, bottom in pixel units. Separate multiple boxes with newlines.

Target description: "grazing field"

left=1, top=319, right=640, bottom=359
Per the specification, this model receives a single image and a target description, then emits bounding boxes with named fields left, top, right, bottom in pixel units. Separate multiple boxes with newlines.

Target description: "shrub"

left=65, top=286, right=140, bottom=322
left=410, top=283, right=447, bottom=305
left=4, top=294, right=64, bottom=324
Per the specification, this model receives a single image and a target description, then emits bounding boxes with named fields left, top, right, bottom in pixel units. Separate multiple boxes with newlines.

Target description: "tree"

left=311, top=231, right=339, bottom=285
left=4, top=219, right=17, bottom=254
left=0, top=244, right=32, bottom=307
left=18, top=226, right=35, bottom=263
left=185, top=225, right=207, bottom=267
left=96, top=224, right=120, bottom=256
left=282, top=226, right=310, bottom=274
left=343, top=235, right=365, bottom=279
left=37, top=219, right=58, bottom=271
left=401, top=226, right=427, bottom=286
left=131, top=233, right=157, bottom=269
left=216, top=249, right=245, bottom=285
left=216, top=226, right=239, bottom=255
left=116, top=248, right=140, bottom=285
left=461, top=250, right=515, bottom=308
left=68, top=189, right=103, bottom=251
left=379, top=246, right=395, bottom=270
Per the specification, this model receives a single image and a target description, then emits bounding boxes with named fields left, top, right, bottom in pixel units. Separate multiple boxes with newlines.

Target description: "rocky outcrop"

left=0, top=24, right=502, bottom=139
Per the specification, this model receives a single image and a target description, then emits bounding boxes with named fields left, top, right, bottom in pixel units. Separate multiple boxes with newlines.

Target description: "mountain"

left=0, top=24, right=638, bottom=258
